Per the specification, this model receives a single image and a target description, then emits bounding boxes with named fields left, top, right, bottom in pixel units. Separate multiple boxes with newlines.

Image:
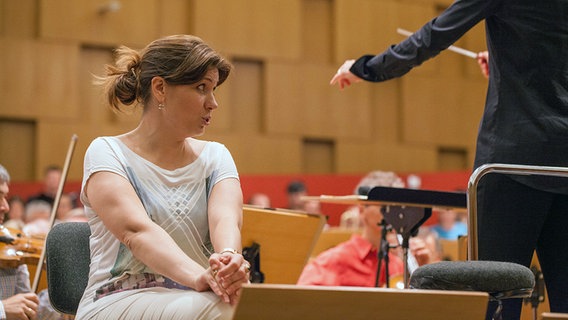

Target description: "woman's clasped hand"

left=206, top=250, right=251, bottom=305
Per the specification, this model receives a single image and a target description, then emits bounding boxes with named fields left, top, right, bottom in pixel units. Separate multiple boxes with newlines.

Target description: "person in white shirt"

left=76, top=35, right=249, bottom=320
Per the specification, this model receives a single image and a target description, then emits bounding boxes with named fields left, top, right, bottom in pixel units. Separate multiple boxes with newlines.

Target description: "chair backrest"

left=45, top=222, right=91, bottom=315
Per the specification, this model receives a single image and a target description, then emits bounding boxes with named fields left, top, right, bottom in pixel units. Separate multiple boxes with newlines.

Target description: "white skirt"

left=77, top=287, right=234, bottom=320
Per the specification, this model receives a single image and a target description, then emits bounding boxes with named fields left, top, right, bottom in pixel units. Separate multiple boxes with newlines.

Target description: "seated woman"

left=76, top=35, right=250, bottom=320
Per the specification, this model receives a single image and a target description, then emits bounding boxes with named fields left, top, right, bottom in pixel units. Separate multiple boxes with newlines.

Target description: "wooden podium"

left=232, top=284, right=489, bottom=320
left=241, top=205, right=327, bottom=284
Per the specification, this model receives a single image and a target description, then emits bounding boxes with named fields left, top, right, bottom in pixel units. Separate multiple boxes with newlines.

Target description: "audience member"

left=339, top=205, right=361, bottom=230
left=22, top=200, right=51, bottom=237
left=302, top=199, right=321, bottom=215
left=3, top=196, right=26, bottom=230
left=55, top=193, right=77, bottom=222
left=297, top=171, right=405, bottom=287
left=246, top=193, right=271, bottom=208
left=26, top=166, right=62, bottom=207
left=406, top=174, right=422, bottom=190
left=62, top=207, right=88, bottom=223
left=408, top=226, right=443, bottom=269
left=286, top=180, right=307, bottom=210
left=430, top=207, right=467, bottom=240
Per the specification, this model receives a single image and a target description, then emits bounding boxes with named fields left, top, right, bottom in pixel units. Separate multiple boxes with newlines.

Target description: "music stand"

left=366, top=186, right=466, bottom=287
left=302, top=188, right=467, bottom=287
left=241, top=206, right=327, bottom=284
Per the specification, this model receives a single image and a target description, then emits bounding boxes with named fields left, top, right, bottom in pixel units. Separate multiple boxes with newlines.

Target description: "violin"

left=0, top=225, right=44, bottom=269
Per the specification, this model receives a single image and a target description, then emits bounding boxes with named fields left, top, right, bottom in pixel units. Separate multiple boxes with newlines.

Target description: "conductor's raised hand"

left=330, top=59, right=363, bottom=90
left=476, top=51, right=489, bottom=78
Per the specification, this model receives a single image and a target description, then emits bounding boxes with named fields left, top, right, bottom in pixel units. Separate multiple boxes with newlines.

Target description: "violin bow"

left=32, top=134, right=78, bottom=293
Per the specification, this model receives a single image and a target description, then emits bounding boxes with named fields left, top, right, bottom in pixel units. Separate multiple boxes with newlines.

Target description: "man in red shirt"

left=297, top=171, right=405, bottom=287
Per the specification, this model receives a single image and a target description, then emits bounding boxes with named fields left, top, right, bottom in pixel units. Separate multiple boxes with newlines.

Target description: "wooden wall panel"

left=403, top=0, right=455, bottom=6
left=265, top=62, right=372, bottom=139
left=80, top=47, right=142, bottom=139
left=156, top=0, right=192, bottom=37
left=401, top=74, right=457, bottom=146
left=192, top=0, right=302, bottom=60
left=79, top=47, right=115, bottom=128
left=0, top=39, right=36, bottom=118
left=438, top=147, right=468, bottom=171
left=39, top=0, right=158, bottom=47
left=0, top=119, right=35, bottom=181
left=202, top=133, right=303, bottom=174
left=302, top=0, right=333, bottom=64
left=36, top=121, right=87, bottom=181
left=336, top=140, right=438, bottom=173
left=264, top=62, right=304, bottom=137
left=334, top=0, right=400, bottom=64
left=303, top=139, right=335, bottom=173
left=368, top=79, right=403, bottom=144
left=0, top=0, right=37, bottom=38
left=206, top=59, right=263, bottom=135
left=400, top=74, right=486, bottom=168
left=333, top=0, right=438, bottom=65
left=0, top=0, right=488, bottom=177
left=0, top=39, right=80, bottom=121
left=35, top=43, right=81, bottom=120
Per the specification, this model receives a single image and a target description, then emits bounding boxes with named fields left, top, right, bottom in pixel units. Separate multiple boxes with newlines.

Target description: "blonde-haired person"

left=339, top=171, right=405, bottom=230
left=298, top=171, right=405, bottom=287
left=76, top=35, right=249, bottom=320
left=21, top=200, right=51, bottom=237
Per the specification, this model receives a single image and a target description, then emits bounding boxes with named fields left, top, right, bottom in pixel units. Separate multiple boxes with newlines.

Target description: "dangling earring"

left=158, top=103, right=165, bottom=110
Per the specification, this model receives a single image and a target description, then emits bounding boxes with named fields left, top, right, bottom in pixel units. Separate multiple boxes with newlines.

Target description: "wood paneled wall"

left=0, top=0, right=487, bottom=181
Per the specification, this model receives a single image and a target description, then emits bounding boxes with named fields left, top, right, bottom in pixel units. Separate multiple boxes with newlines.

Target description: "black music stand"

left=381, top=205, right=431, bottom=286
left=367, top=186, right=466, bottom=288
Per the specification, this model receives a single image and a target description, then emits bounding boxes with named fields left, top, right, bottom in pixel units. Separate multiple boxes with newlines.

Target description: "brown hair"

left=98, top=35, right=232, bottom=111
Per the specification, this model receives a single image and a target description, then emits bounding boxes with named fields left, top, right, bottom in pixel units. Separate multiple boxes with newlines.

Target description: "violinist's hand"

left=208, top=252, right=251, bottom=305
left=2, top=292, right=39, bottom=320
left=330, top=59, right=363, bottom=90
left=476, top=51, right=489, bottom=78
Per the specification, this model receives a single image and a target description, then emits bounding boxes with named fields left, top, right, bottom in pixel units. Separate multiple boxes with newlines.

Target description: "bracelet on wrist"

left=219, top=248, right=239, bottom=255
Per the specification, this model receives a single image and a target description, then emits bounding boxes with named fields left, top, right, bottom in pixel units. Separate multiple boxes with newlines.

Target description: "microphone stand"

left=375, top=219, right=391, bottom=288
